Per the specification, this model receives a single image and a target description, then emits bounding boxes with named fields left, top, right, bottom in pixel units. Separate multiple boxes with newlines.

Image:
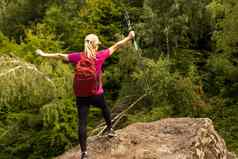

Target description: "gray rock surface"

left=56, top=118, right=237, bottom=159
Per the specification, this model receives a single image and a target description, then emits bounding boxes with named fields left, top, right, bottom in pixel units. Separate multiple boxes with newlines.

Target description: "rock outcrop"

left=56, top=118, right=237, bottom=159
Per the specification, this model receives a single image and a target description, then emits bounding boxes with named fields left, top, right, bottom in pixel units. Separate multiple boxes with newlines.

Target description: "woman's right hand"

left=128, top=31, right=135, bottom=40
left=35, top=49, right=45, bottom=56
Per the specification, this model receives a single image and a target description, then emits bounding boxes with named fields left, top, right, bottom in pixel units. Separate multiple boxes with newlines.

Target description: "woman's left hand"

left=35, top=49, right=45, bottom=56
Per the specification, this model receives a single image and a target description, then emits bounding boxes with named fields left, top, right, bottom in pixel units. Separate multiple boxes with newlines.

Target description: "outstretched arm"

left=109, top=31, right=135, bottom=55
left=35, top=49, right=69, bottom=61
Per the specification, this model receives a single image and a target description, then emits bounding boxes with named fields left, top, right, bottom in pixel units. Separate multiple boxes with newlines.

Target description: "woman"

left=36, top=31, right=135, bottom=159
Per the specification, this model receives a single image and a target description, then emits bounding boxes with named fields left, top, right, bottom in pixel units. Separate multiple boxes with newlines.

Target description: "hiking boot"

left=80, top=151, right=88, bottom=159
left=104, top=128, right=116, bottom=137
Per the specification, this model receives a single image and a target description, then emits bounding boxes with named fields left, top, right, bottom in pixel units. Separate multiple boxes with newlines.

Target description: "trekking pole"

left=124, top=10, right=138, bottom=51
left=123, top=3, right=155, bottom=95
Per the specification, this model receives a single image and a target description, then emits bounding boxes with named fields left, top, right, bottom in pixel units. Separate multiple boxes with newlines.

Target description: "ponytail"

left=84, top=40, right=96, bottom=59
left=84, top=34, right=101, bottom=59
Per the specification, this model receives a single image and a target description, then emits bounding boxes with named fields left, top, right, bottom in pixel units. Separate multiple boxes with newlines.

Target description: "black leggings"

left=76, top=94, right=112, bottom=152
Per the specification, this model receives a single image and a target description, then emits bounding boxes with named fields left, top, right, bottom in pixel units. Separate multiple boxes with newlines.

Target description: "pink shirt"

left=67, top=49, right=110, bottom=96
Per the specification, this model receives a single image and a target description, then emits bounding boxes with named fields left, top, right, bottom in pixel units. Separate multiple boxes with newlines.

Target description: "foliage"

left=0, top=56, right=77, bottom=158
left=43, top=0, right=123, bottom=50
left=0, top=56, right=56, bottom=109
left=136, top=0, right=213, bottom=59
left=123, top=57, right=205, bottom=123
left=0, top=0, right=238, bottom=157
left=0, top=0, right=49, bottom=41
left=204, top=0, right=238, bottom=153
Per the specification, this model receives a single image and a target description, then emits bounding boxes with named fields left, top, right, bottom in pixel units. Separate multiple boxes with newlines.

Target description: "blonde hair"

left=84, top=34, right=101, bottom=59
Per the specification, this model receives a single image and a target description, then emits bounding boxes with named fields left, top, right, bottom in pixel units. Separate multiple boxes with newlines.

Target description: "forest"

left=0, top=0, right=237, bottom=158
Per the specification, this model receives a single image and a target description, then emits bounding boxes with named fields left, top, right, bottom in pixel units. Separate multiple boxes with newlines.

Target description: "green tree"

left=205, top=0, right=238, bottom=153
left=0, top=0, right=49, bottom=41
left=136, top=0, right=213, bottom=59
